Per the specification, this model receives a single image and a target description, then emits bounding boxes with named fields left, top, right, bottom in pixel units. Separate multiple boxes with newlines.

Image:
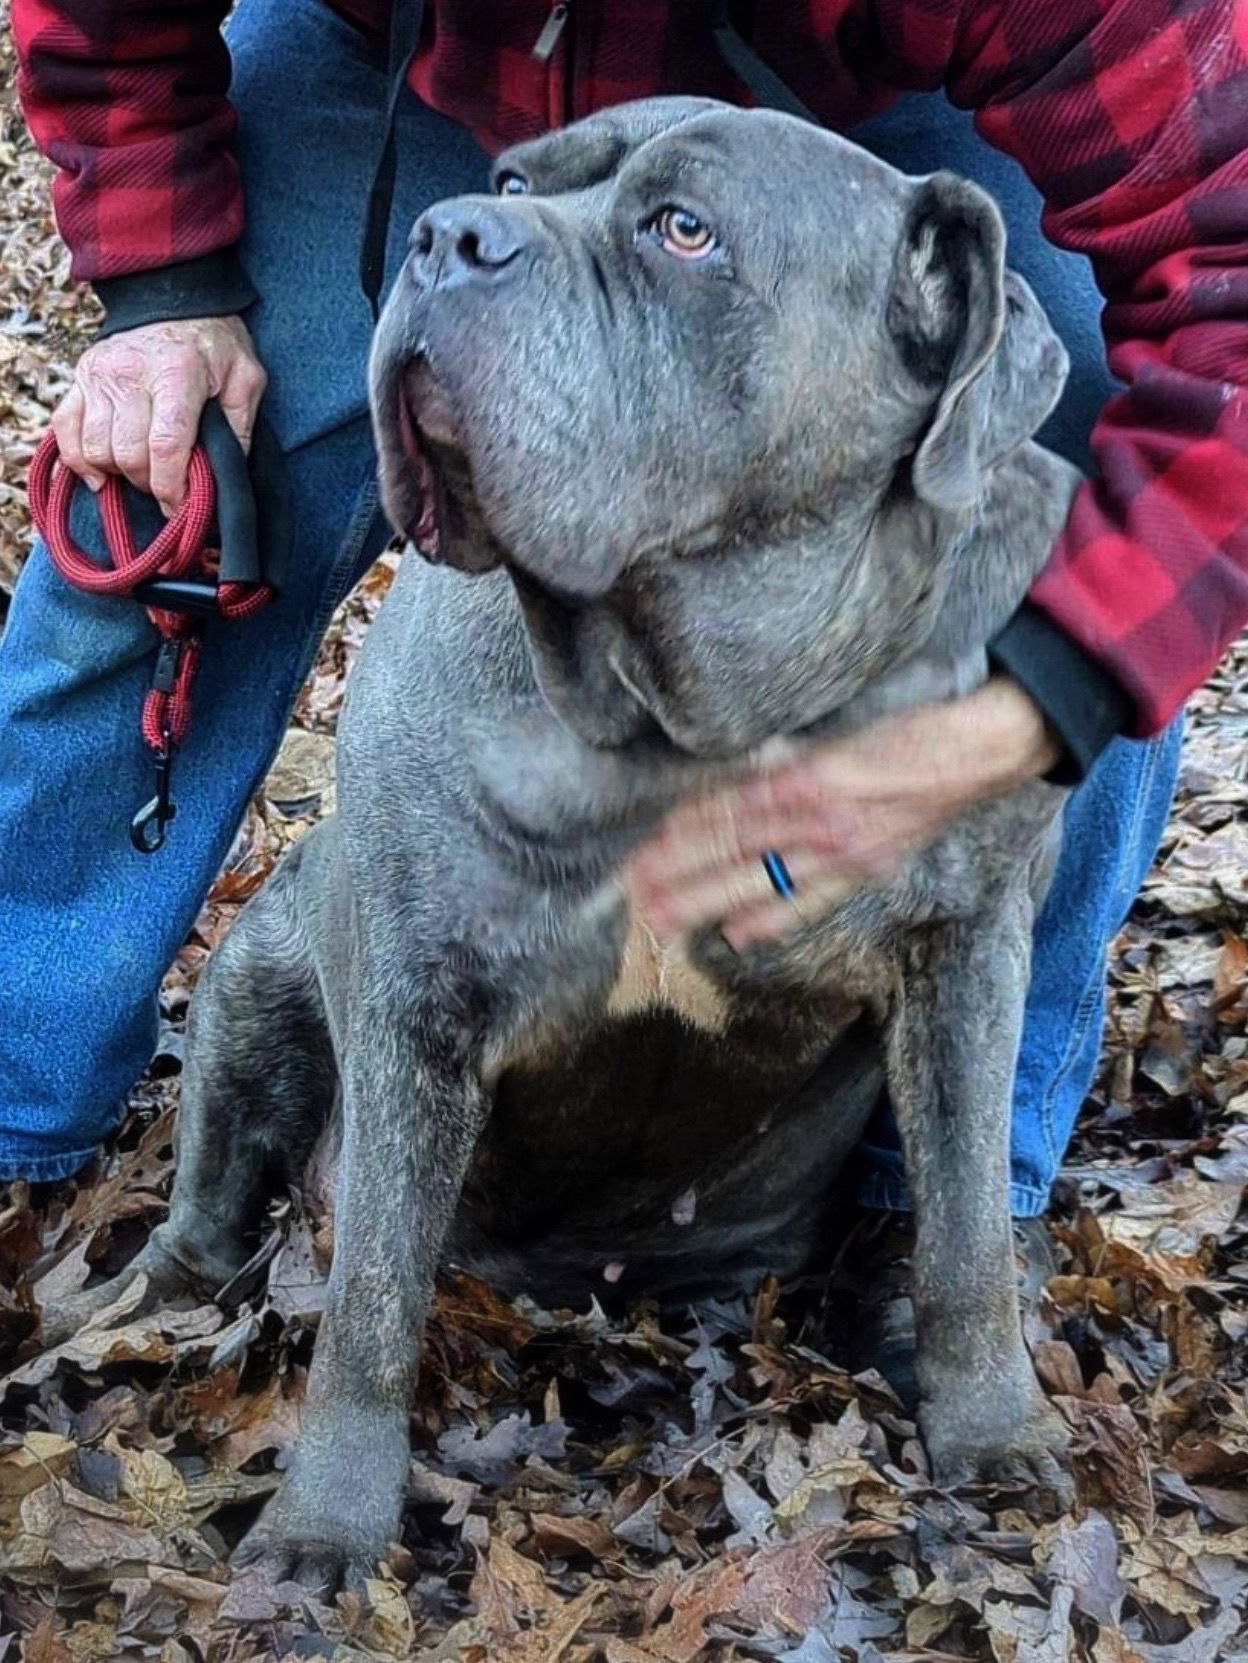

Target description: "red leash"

left=28, top=429, right=274, bottom=852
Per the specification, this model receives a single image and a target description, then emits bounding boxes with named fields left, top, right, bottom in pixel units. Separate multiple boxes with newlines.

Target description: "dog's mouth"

left=395, top=372, right=441, bottom=560
left=392, top=359, right=502, bottom=573
left=382, top=351, right=619, bottom=601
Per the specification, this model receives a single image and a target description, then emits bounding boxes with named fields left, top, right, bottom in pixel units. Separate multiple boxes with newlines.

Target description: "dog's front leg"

left=885, top=890, right=1072, bottom=1501
left=232, top=977, right=491, bottom=1593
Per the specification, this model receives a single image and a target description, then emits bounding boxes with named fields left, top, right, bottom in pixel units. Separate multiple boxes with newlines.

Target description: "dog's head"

left=371, top=98, right=1067, bottom=745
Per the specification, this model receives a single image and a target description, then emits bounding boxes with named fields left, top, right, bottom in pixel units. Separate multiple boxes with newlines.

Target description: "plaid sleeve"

left=944, top=0, right=1248, bottom=736
left=12, top=0, right=243, bottom=284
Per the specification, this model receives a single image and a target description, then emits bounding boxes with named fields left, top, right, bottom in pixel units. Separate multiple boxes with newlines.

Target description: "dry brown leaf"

left=1098, top=1237, right=1210, bottom=1297
left=471, top=1535, right=557, bottom=1635
left=266, top=1209, right=329, bottom=1321
left=466, top=1538, right=606, bottom=1663
left=29, top=1237, right=94, bottom=1308
left=1057, top=1397, right=1154, bottom=1527
left=362, top=1573, right=417, bottom=1657
left=5, top=1291, right=224, bottom=1390
left=106, top=1433, right=190, bottom=1533
left=1120, top=1524, right=1214, bottom=1621
left=771, top=1403, right=876, bottom=1531
left=15, top=1613, right=73, bottom=1663
left=4, top=1480, right=165, bottom=1580
left=1032, top=1340, right=1087, bottom=1399
left=1092, top=1632, right=1147, bottom=1663
left=142, top=1565, right=228, bottom=1603
left=905, top=1600, right=957, bottom=1650
left=409, top=1465, right=478, bottom=1527
left=1102, top=1174, right=1244, bottom=1255
left=734, top=1531, right=840, bottom=1634
left=434, top=1271, right=537, bottom=1352
left=214, top=1374, right=305, bottom=1469
left=1214, top=932, right=1248, bottom=1009
left=530, top=1511, right=619, bottom=1561
left=265, top=726, right=337, bottom=817
left=920, top=1539, right=1037, bottom=1612
left=644, top=1531, right=839, bottom=1662
left=0, top=1433, right=76, bottom=1531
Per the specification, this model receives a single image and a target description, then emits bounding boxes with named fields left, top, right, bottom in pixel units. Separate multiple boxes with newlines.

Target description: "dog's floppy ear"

left=887, top=172, right=1069, bottom=511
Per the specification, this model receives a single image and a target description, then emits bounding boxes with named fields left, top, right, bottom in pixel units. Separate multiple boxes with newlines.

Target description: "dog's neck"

left=510, top=437, right=1081, bottom=757
left=824, top=438, right=1082, bottom=736
left=452, top=437, right=1081, bottom=866
left=509, top=569, right=652, bottom=749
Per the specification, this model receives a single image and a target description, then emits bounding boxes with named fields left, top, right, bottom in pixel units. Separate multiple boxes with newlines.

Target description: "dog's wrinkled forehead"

left=492, top=96, right=727, bottom=196
left=492, top=99, right=909, bottom=245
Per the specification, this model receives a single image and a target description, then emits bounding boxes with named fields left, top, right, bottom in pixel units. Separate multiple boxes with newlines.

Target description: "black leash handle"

left=127, top=400, right=288, bottom=609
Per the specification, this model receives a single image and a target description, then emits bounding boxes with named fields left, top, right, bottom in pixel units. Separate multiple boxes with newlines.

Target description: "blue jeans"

left=0, top=0, right=1182, bottom=1187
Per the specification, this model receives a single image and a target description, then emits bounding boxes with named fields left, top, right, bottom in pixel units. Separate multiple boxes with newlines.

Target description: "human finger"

left=50, top=384, right=106, bottom=492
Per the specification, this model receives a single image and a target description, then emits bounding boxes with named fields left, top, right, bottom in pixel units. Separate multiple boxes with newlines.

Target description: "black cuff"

left=93, top=250, right=258, bottom=338
left=988, top=602, right=1133, bottom=786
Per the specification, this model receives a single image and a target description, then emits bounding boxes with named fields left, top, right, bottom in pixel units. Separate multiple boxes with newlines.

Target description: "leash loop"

left=28, top=428, right=275, bottom=853
left=28, top=434, right=218, bottom=595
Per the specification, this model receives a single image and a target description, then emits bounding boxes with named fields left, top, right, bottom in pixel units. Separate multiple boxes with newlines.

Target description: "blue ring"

left=761, top=849, right=796, bottom=900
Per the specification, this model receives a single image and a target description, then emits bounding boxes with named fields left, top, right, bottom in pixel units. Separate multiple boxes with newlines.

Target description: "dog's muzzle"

left=405, top=199, right=531, bottom=294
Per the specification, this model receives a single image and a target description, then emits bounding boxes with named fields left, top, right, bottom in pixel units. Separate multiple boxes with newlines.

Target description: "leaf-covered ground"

left=3, top=23, right=1248, bottom=1662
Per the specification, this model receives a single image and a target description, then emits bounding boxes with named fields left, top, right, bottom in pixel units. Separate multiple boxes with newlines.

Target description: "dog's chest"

left=604, top=906, right=732, bottom=1032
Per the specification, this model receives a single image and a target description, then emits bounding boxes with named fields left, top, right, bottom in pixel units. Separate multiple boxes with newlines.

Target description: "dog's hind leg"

left=41, top=846, right=337, bottom=1343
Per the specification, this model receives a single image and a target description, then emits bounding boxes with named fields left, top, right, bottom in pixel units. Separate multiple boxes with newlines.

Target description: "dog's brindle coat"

left=47, top=99, right=1080, bottom=1587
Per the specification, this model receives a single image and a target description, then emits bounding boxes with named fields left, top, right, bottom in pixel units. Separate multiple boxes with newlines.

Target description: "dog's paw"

left=39, top=1271, right=152, bottom=1349
left=231, top=1524, right=378, bottom=1597
left=38, top=1233, right=212, bottom=1350
left=921, top=1385, right=1073, bottom=1505
left=231, top=1487, right=395, bottom=1598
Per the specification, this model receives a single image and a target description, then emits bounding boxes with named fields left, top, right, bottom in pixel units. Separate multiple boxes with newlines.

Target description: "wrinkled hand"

left=51, top=315, right=267, bottom=515
left=627, top=678, right=1060, bottom=950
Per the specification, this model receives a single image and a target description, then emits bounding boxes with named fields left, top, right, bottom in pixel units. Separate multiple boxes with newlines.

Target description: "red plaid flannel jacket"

left=13, top=0, right=1248, bottom=740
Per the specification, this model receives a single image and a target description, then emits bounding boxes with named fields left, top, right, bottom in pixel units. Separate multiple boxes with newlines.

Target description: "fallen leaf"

left=4, top=1481, right=164, bottom=1580
left=0, top=1433, right=76, bottom=1530
left=530, top=1511, right=618, bottom=1561
left=265, top=726, right=336, bottom=817
left=1037, top=1510, right=1126, bottom=1626
left=982, top=1582, right=1074, bottom=1663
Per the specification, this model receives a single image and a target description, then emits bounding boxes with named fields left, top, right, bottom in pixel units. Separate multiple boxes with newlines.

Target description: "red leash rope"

left=28, top=429, right=274, bottom=851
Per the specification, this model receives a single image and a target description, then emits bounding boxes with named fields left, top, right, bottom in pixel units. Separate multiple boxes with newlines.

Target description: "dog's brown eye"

left=653, top=207, right=717, bottom=259
left=496, top=171, right=529, bottom=197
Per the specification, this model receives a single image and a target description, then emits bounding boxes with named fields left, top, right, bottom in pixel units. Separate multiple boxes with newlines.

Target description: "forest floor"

left=3, top=23, right=1247, bottom=1663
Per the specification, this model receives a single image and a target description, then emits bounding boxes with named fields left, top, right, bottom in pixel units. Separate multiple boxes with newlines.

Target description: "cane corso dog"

left=46, top=98, right=1080, bottom=1588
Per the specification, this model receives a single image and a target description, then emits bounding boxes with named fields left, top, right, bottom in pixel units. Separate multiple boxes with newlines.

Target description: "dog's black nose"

left=407, top=201, right=528, bottom=287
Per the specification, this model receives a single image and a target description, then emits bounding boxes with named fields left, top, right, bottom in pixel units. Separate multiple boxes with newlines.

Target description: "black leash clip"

left=131, top=721, right=179, bottom=855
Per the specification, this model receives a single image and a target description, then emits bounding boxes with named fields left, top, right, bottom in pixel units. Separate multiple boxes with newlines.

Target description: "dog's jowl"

left=45, top=98, right=1077, bottom=1590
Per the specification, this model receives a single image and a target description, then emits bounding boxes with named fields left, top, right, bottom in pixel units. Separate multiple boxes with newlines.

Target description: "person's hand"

left=626, top=678, right=1061, bottom=950
left=51, top=315, right=267, bottom=515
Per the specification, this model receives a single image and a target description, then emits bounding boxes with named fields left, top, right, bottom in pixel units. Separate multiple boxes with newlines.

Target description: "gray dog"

left=47, top=97, right=1079, bottom=1589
